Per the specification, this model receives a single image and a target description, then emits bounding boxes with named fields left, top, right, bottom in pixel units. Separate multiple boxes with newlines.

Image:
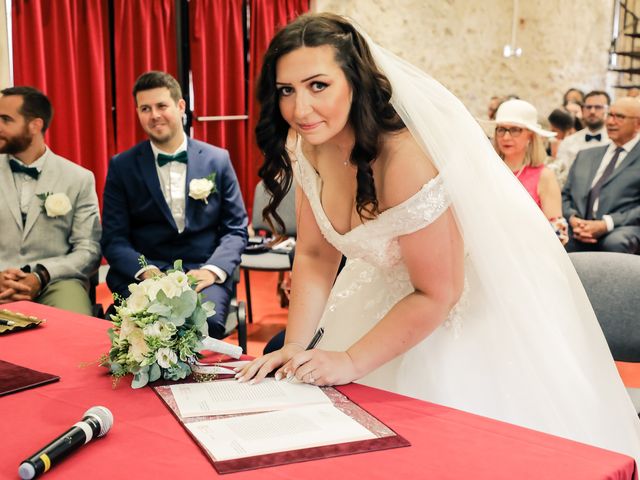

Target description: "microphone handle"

left=19, top=417, right=100, bottom=479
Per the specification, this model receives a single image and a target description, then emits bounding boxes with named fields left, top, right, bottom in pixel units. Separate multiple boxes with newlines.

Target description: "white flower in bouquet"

left=102, top=259, right=216, bottom=389
left=156, top=348, right=178, bottom=369
left=127, top=288, right=150, bottom=313
left=142, top=321, right=163, bottom=337
left=159, top=275, right=182, bottom=299
left=127, top=328, right=150, bottom=363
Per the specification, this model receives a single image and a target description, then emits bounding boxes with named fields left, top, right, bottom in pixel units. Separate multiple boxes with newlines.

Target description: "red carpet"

left=95, top=270, right=287, bottom=357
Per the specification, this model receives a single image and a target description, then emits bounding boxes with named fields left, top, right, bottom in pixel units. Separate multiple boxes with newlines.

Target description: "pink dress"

left=515, top=165, right=544, bottom=207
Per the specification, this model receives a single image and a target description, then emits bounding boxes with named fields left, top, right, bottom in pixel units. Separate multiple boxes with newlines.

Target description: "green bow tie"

left=157, top=150, right=188, bottom=167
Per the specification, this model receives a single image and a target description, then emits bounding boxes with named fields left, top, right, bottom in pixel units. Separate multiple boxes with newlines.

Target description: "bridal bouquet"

left=101, top=260, right=215, bottom=388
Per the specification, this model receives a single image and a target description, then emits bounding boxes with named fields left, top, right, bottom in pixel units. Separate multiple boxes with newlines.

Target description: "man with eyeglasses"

left=562, top=97, right=640, bottom=254
left=552, top=91, right=610, bottom=186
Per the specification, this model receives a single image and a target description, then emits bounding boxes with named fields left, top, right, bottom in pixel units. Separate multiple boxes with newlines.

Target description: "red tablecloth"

left=0, top=301, right=636, bottom=480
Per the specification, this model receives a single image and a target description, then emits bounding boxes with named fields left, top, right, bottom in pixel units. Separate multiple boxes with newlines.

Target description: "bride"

left=236, top=12, right=640, bottom=459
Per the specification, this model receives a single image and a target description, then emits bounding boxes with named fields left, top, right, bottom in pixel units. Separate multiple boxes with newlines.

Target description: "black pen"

left=306, top=327, right=324, bottom=350
left=0, top=319, right=15, bottom=326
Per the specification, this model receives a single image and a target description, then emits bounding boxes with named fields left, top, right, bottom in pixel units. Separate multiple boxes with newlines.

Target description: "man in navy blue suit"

left=101, top=71, right=248, bottom=338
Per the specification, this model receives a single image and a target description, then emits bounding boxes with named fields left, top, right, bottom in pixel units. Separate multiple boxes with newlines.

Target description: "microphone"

left=18, top=406, right=113, bottom=479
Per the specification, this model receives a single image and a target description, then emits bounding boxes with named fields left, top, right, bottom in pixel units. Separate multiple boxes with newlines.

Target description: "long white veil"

left=358, top=27, right=640, bottom=459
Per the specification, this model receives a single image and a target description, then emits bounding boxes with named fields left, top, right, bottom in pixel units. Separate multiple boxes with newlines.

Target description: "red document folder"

left=0, top=359, right=60, bottom=396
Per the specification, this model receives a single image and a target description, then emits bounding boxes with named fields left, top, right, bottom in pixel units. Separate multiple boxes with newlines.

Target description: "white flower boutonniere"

left=36, top=192, right=72, bottom=217
left=188, top=172, right=217, bottom=204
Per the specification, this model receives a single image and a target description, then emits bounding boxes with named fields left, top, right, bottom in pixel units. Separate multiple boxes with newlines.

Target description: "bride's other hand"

left=279, top=349, right=359, bottom=387
left=234, top=343, right=304, bottom=384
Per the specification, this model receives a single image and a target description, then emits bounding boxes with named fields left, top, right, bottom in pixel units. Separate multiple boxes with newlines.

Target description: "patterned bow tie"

left=157, top=150, right=188, bottom=167
left=585, top=133, right=602, bottom=142
left=9, top=159, right=40, bottom=179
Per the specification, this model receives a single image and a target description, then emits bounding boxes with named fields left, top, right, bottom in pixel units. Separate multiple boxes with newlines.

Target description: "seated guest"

left=563, top=87, right=585, bottom=108
left=101, top=71, right=248, bottom=338
left=494, top=99, right=567, bottom=243
left=551, top=90, right=610, bottom=186
left=0, top=87, right=101, bottom=314
left=563, top=97, right=640, bottom=253
left=546, top=108, right=575, bottom=159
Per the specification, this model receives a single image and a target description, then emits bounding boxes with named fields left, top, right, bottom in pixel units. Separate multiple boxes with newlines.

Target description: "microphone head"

left=84, top=406, right=113, bottom=437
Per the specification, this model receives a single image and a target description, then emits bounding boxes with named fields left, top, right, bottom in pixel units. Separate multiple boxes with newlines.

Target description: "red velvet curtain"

left=247, top=0, right=310, bottom=210
left=189, top=0, right=248, bottom=201
left=11, top=0, right=113, bottom=208
left=113, top=0, right=178, bottom=152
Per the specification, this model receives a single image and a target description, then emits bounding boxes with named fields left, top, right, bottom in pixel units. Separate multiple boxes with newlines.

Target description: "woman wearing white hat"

left=494, top=99, right=568, bottom=243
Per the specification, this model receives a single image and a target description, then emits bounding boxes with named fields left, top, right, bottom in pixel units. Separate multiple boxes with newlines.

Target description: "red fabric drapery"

left=11, top=0, right=113, bottom=208
left=189, top=0, right=248, bottom=203
left=113, top=0, right=178, bottom=153
left=247, top=0, right=310, bottom=211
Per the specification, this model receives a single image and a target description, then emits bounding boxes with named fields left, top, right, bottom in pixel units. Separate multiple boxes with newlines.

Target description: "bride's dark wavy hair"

left=255, top=12, right=405, bottom=231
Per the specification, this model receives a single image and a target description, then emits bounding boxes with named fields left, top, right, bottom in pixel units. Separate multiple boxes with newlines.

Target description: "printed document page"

left=170, top=378, right=332, bottom=418
left=187, top=403, right=376, bottom=460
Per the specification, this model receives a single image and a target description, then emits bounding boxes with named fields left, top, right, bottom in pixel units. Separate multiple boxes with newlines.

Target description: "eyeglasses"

left=583, top=105, right=607, bottom=111
left=495, top=126, right=524, bottom=137
left=607, top=112, right=639, bottom=122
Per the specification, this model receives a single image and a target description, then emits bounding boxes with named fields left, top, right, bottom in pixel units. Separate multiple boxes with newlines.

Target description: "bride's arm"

left=235, top=185, right=343, bottom=383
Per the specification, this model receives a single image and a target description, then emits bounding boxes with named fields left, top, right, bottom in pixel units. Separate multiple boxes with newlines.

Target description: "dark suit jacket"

left=562, top=142, right=640, bottom=227
left=101, top=138, right=248, bottom=295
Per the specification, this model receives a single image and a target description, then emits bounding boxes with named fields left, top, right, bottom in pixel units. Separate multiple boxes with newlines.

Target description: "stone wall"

left=311, top=0, right=613, bottom=122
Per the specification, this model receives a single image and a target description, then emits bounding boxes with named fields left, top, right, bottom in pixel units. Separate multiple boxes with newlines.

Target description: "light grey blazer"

left=562, top=143, right=640, bottom=227
left=0, top=150, right=101, bottom=284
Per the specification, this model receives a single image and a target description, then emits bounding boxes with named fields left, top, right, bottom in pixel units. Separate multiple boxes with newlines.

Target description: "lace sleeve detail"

left=377, top=176, right=451, bottom=237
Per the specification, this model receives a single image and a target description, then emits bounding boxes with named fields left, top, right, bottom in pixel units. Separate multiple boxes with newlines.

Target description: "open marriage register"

left=154, top=378, right=410, bottom=473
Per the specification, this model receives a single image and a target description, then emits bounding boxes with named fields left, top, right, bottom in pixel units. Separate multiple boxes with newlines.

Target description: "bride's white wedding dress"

left=290, top=132, right=640, bottom=460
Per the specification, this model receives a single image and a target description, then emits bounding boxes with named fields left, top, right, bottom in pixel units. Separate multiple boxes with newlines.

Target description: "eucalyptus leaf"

left=191, top=306, right=206, bottom=327
left=148, top=362, right=161, bottom=382
left=131, top=370, right=149, bottom=388
left=147, top=303, right=171, bottom=316
left=173, top=259, right=183, bottom=271
left=171, top=289, right=197, bottom=319
left=201, top=301, right=216, bottom=318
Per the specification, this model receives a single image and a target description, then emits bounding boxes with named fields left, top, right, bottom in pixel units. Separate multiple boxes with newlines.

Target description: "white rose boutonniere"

left=36, top=192, right=72, bottom=217
left=188, top=172, right=217, bottom=204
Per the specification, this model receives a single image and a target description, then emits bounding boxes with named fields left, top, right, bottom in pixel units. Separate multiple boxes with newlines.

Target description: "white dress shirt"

left=135, top=133, right=227, bottom=283
left=551, top=127, right=609, bottom=186
left=591, top=134, right=640, bottom=231
left=10, top=148, right=49, bottom=217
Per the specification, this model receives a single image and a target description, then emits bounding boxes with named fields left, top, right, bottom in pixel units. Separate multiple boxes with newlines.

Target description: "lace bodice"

left=291, top=137, right=451, bottom=269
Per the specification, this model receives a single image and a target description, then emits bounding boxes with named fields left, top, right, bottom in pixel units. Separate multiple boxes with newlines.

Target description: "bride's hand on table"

left=234, top=343, right=304, bottom=383
left=278, top=349, right=359, bottom=387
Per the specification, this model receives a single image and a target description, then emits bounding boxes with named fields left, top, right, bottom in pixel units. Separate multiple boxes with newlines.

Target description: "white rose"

left=127, top=290, right=149, bottom=313
left=139, top=277, right=162, bottom=301
left=159, top=275, right=182, bottom=299
left=156, top=347, right=178, bottom=369
left=44, top=192, right=72, bottom=217
left=189, top=178, right=214, bottom=203
left=142, top=321, right=162, bottom=337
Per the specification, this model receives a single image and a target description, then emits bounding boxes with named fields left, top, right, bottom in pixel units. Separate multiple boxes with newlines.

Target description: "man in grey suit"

left=0, top=86, right=101, bottom=314
left=562, top=97, right=640, bottom=253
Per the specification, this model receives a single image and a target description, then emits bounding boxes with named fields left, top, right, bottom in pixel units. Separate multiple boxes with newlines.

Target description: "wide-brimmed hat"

left=494, top=99, right=556, bottom=138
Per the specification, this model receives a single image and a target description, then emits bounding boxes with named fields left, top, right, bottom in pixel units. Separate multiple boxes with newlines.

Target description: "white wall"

left=312, top=0, right=613, bottom=122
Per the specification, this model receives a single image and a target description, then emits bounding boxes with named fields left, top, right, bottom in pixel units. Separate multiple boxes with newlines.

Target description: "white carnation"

left=44, top=192, right=72, bottom=217
left=188, top=178, right=214, bottom=203
left=156, top=347, right=178, bottom=369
